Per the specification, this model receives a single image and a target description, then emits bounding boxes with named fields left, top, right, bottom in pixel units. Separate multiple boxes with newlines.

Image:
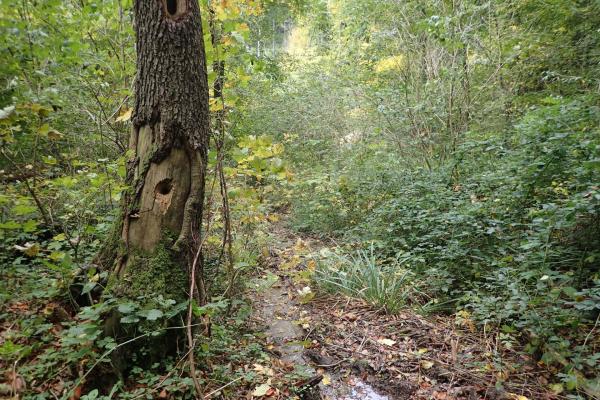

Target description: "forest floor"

left=248, top=219, right=557, bottom=400
left=0, top=218, right=559, bottom=400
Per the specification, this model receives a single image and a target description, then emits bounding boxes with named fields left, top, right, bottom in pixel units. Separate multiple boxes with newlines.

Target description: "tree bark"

left=106, top=0, right=209, bottom=314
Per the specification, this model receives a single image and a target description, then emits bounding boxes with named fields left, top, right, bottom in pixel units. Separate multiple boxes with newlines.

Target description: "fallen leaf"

left=432, top=391, right=448, bottom=399
left=377, top=338, right=396, bottom=346
left=322, top=374, right=331, bottom=385
left=253, top=364, right=275, bottom=376
left=252, top=381, right=271, bottom=397
left=47, top=129, right=63, bottom=140
left=507, top=395, right=529, bottom=400
left=420, top=360, right=434, bottom=370
left=70, top=385, right=83, bottom=400
left=14, top=242, right=40, bottom=257
left=8, top=372, right=26, bottom=394
left=343, top=312, right=358, bottom=321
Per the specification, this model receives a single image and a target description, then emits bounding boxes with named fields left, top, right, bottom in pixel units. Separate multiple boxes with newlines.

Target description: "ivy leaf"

left=117, top=303, right=136, bottom=314
left=120, top=315, right=140, bottom=324
left=139, top=309, right=163, bottom=321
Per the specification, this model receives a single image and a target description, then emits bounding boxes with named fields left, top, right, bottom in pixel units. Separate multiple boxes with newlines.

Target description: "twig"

left=187, top=243, right=205, bottom=399
left=203, top=376, right=243, bottom=399
left=314, top=358, right=349, bottom=368
left=583, top=313, right=600, bottom=348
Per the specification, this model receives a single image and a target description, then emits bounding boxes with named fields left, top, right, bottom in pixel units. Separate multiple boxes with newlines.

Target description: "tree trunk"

left=106, top=0, right=209, bottom=319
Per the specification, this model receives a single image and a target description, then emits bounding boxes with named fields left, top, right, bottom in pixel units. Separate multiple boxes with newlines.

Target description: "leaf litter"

left=248, top=219, right=559, bottom=400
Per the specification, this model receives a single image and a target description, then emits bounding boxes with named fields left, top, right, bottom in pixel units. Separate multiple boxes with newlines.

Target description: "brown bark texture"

left=126, top=0, right=208, bottom=253
left=111, top=0, right=209, bottom=287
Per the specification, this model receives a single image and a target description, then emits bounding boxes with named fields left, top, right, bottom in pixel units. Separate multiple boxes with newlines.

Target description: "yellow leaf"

left=47, top=129, right=63, bottom=140
left=322, top=374, right=331, bottom=385
left=420, top=360, right=434, bottom=370
left=374, top=55, right=405, bottom=73
left=210, top=100, right=224, bottom=112
left=507, top=395, right=529, bottom=400
left=116, top=108, right=132, bottom=122
left=14, top=242, right=40, bottom=257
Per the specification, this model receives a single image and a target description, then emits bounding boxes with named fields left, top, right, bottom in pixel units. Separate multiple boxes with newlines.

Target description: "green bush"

left=290, top=96, right=600, bottom=384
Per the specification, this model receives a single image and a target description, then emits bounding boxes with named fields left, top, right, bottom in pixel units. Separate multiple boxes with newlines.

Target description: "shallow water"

left=255, top=274, right=388, bottom=400
left=321, top=378, right=389, bottom=400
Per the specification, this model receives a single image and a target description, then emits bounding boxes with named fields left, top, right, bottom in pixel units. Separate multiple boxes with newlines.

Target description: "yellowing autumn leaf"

left=116, top=108, right=132, bottom=122
left=420, top=360, right=434, bottom=370
left=47, top=129, right=63, bottom=140
left=507, top=395, right=529, bottom=400
left=14, top=242, right=40, bottom=257
left=210, top=100, right=224, bottom=112
left=374, top=55, right=405, bottom=73
left=322, top=374, right=331, bottom=385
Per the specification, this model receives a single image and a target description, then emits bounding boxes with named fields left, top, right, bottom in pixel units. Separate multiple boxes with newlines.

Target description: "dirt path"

left=250, top=222, right=388, bottom=399
left=249, top=220, right=553, bottom=400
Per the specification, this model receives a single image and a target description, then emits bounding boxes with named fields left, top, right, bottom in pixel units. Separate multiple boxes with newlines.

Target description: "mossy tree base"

left=95, top=0, right=210, bottom=376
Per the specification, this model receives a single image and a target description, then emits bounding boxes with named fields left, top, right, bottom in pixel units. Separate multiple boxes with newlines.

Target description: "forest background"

left=1, top=0, right=599, bottom=398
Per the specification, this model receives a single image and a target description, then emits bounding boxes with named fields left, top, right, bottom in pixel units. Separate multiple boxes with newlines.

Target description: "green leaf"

left=117, top=303, right=136, bottom=314
left=143, top=309, right=163, bottom=321
left=81, top=281, right=97, bottom=295
left=120, top=315, right=140, bottom=324
left=22, top=220, right=39, bottom=233
left=0, top=221, right=21, bottom=229
left=12, top=204, right=37, bottom=216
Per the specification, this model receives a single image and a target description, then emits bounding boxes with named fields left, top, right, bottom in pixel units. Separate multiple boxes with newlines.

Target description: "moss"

left=108, top=236, right=188, bottom=303
left=93, top=218, right=125, bottom=271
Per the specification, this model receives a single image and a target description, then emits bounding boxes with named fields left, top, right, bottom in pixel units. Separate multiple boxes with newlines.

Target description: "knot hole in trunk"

left=162, top=0, right=187, bottom=19
left=155, top=179, right=173, bottom=195
left=154, top=179, right=174, bottom=214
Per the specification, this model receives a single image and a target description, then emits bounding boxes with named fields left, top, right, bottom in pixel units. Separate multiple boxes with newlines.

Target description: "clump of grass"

left=314, top=246, right=417, bottom=314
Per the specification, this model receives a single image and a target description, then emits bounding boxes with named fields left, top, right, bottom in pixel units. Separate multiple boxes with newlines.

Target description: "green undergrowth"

left=314, top=246, right=420, bottom=314
left=290, top=95, right=600, bottom=396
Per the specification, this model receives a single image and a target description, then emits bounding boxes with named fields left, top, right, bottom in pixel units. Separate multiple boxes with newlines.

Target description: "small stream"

left=255, top=274, right=389, bottom=400
left=321, top=379, right=389, bottom=400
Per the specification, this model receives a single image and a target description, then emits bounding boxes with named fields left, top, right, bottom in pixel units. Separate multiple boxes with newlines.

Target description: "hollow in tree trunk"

left=101, top=0, right=210, bottom=338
